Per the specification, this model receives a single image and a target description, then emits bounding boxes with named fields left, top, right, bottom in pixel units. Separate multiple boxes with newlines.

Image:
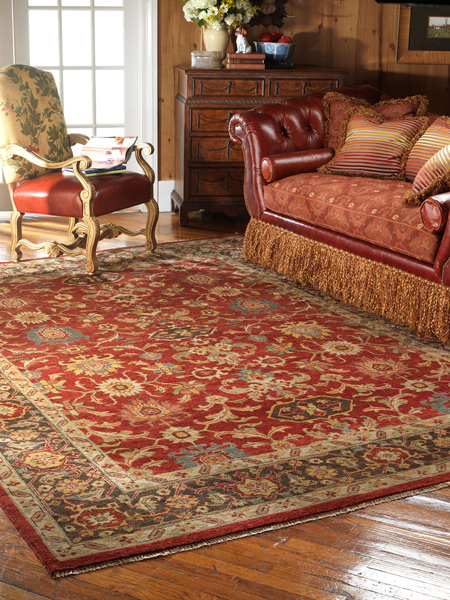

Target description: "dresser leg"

left=179, top=206, right=190, bottom=226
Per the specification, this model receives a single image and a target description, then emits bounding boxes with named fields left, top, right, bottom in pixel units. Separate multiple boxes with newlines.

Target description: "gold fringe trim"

left=52, top=480, right=450, bottom=578
left=243, top=218, right=450, bottom=344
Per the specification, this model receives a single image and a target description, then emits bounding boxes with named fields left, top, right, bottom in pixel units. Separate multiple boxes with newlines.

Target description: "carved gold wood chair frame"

left=5, top=135, right=158, bottom=274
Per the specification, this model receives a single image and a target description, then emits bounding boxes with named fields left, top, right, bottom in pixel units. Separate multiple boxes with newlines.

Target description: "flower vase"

left=203, top=25, right=229, bottom=68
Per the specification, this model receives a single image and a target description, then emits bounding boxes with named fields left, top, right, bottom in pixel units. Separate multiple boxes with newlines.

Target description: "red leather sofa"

left=229, top=86, right=450, bottom=344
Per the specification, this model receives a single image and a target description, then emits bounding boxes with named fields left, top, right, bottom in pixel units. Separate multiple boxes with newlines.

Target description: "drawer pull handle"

left=194, top=141, right=234, bottom=158
left=195, top=140, right=240, bottom=159
left=195, top=112, right=232, bottom=129
left=198, top=81, right=259, bottom=95
left=274, top=82, right=304, bottom=95
left=303, top=83, right=336, bottom=95
left=199, top=81, right=232, bottom=94
left=194, top=171, right=244, bottom=192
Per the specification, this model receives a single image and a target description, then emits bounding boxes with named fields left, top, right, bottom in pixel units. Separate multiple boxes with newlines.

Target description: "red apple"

left=271, top=31, right=282, bottom=41
left=258, top=32, right=273, bottom=42
left=278, top=35, right=293, bottom=43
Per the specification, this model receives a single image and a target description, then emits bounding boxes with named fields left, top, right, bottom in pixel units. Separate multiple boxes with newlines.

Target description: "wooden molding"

left=397, top=6, right=450, bottom=65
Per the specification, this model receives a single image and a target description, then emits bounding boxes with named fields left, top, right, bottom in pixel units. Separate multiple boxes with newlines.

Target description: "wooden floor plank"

left=85, top=561, right=279, bottom=600
left=0, top=557, right=136, bottom=600
left=193, top=543, right=404, bottom=599
left=0, top=583, right=49, bottom=600
left=167, top=551, right=377, bottom=600
left=1, top=209, right=450, bottom=599
left=77, top=565, right=224, bottom=600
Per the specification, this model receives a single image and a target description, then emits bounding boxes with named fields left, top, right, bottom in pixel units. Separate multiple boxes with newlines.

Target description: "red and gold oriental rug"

left=1, top=236, right=450, bottom=577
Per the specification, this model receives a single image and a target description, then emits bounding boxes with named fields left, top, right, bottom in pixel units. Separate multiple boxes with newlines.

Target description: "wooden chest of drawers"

left=171, top=66, right=347, bottom=226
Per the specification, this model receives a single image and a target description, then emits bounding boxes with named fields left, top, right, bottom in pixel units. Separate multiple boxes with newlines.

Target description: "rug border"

left=53, top=477, right=450, bottom=577
left=50, top=481, right=450, bottom=579
left=1, top=469, right=449, bottom=578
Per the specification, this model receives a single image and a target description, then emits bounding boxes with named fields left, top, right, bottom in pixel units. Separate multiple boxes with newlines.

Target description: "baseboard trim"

left=157, top=180, right=174, bottom=213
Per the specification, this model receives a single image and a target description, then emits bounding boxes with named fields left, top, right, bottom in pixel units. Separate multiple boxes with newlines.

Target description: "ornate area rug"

left=1, top=236, right=450, bottom=578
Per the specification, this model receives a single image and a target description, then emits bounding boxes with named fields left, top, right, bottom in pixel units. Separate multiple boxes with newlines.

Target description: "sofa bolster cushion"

left=420, top=192, right=450, bottom=233
left=261, top=148, right=334, bottom=183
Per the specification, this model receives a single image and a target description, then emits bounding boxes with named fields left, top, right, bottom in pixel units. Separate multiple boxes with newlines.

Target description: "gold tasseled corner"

left=243, top=218, right=450, bottom=344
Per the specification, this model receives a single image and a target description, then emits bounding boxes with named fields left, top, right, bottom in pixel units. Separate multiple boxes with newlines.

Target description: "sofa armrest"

left=229, top=97, right=326, bottom=219
left=420, top=192, right=450, bottom=233
left=261, top=148, right=334, bottom=183
left=421, top=192, right=450, bottom=284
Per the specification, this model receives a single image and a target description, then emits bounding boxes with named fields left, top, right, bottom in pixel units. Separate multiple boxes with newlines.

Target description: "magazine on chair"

left=64, top=136, right=137, bottom=176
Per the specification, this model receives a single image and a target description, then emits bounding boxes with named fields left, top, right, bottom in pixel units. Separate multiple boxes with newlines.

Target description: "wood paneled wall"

left=158, top=0, right=450, bottom=181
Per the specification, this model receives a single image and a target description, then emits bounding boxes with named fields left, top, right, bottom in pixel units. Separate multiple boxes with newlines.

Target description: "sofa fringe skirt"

left=243, top=218, right=450, bottom=344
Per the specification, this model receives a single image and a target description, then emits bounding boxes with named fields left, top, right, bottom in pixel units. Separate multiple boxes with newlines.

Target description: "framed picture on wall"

left=397, top=5, right=450, bottom=64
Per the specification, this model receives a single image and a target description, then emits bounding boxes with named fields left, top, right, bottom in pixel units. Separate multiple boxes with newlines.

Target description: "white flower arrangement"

left=182, top=0, right=258, bottom=30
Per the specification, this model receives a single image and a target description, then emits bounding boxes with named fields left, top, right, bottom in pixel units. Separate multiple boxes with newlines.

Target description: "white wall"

left=0, top=0, right=14, bottom=210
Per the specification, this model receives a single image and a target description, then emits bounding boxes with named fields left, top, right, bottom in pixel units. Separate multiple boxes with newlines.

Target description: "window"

left=24, top=0, right=127, bottom=138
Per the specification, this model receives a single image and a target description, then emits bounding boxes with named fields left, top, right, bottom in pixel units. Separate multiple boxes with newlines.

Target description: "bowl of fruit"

left=254, top=31, right=295, bottom=62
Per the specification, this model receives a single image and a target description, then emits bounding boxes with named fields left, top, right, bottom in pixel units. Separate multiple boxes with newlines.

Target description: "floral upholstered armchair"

left=0, top=64, right=158, bottom=274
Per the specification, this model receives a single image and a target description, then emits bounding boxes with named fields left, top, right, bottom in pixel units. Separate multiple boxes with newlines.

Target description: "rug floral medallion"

left=1, top=236, right=450, bottom=576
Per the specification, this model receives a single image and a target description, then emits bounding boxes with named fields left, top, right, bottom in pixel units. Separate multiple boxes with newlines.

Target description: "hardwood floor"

left=1, top=209, right=450, bottom=599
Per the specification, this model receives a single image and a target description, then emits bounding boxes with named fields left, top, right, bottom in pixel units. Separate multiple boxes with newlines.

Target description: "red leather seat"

left=14, top=171, right=152, bottom=218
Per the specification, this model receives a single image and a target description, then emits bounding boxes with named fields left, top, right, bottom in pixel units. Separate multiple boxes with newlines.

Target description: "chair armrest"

left=261, top=148, right=335, bottom=183
left=6, top=143, right=95, bottom=205
left=420, top=192, right=450, bottom=233
left=5, top=143, right=91, bottom=171
left=69, top=133, right=90, bottom=146
left=133, top=143, right=155, bottom=184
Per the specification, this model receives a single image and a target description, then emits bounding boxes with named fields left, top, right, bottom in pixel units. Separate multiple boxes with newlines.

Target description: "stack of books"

left=225, top=53, right=266, bottom=70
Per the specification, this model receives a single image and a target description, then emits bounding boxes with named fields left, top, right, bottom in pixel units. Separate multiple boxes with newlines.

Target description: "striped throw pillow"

left=403, top=144, right=450, bottom=206
left=319, top=113, right=428, bottom=179
left=405, top=116, right=450, bottom=182
left=322, top=93, right=428, bottom=151
left=413, top=144, right=450, bottom=192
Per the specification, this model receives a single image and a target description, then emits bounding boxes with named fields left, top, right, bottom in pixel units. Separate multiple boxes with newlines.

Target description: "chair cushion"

left=263, top=172, right=441, bottom=264
left=0, top=65, right=72, bottom=184
left=13, top=171, right=152, bottom=217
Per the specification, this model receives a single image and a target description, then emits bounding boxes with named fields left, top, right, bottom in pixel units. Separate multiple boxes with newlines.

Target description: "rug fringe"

left=243, top=218, right=450, bottom=344
left=52, top=480, right=450, bottom=578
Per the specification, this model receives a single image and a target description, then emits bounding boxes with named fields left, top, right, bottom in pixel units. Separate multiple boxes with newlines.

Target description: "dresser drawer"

left=190, top=138, right=243, bottom=163
left=190, top=168, right=245, bottom=196
left=190, top=108, right=236, bottom=133
left=192, top=76, right=264, bottom=97
left=268, top=78, right=339, bottom=97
